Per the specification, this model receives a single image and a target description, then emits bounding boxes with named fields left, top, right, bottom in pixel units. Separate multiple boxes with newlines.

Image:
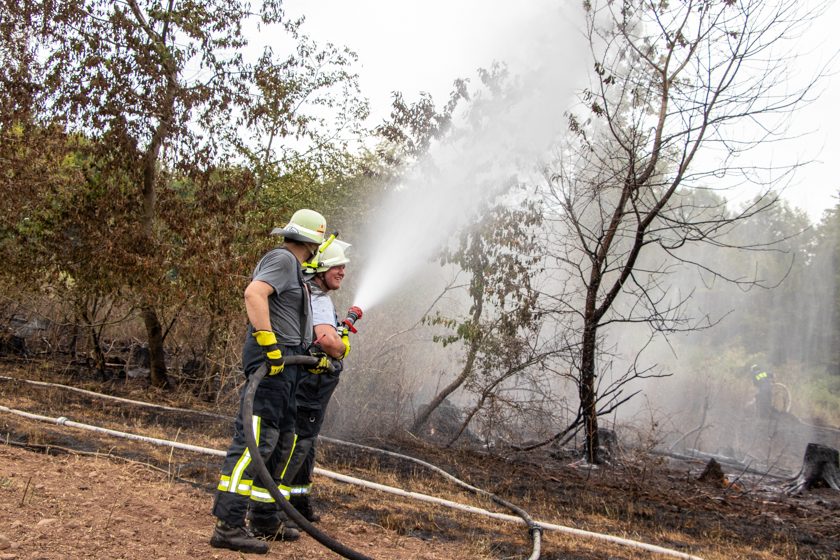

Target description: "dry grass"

left=1, top=362, right=838, bottom=560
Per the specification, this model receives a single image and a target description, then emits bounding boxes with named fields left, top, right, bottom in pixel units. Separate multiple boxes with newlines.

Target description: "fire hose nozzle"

left=342, top=306, right=363, bottom=334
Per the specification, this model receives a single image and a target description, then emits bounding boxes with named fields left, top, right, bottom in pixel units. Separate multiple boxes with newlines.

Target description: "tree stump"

left=698, top=458, right=725, bottom=486
left=785, top=443, right=840, bottom=495
left=0, top=330, right=26, bottom=356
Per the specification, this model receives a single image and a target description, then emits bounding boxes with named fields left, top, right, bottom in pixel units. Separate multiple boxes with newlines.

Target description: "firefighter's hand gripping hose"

left=252, top=330, right=285, bottom=376
left=243, top=358, right=374, bottom=560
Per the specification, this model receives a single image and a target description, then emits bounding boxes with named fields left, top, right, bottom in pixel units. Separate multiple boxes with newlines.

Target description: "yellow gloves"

left=340, top=329, right=351, bottom=360
left=308, top=352, right=332, bottom=375
left=253, top=330, right=284, bottom=376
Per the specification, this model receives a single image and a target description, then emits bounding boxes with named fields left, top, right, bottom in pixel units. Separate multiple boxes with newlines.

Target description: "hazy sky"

left=283, top=0, right=839, bottom=222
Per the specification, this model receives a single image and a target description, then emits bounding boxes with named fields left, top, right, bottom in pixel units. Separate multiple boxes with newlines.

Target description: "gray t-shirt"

left=250, top=247, right=313, bottom=347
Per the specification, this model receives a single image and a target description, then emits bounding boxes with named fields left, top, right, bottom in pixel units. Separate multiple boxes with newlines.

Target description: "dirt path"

left=0, top=444, right=479, bottom=560
left=1, top=364, right=839, bottom=560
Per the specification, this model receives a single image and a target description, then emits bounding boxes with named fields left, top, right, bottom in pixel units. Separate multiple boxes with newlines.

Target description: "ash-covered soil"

left=1, top=363, right=838, bottom=560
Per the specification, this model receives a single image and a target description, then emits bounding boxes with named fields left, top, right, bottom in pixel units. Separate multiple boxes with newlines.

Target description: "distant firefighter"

left=750, top=364, right=774, bottom=418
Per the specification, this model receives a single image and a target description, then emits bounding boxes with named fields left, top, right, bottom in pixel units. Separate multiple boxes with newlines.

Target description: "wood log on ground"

left=785, top=443, right=840, bottom=495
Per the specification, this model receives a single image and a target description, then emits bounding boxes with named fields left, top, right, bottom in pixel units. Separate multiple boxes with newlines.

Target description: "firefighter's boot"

left=291, top=494, right=321, bottom=522
left=247, top=509, right=301, bottom=542
left=209, top=520, right=270, bottom=554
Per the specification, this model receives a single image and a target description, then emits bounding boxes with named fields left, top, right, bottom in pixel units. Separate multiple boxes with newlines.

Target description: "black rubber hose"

left=243, top=359, right=374, bottom=560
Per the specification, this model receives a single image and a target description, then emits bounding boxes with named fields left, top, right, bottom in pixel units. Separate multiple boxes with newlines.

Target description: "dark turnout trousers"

left=212, top=346, right=306, bottom=526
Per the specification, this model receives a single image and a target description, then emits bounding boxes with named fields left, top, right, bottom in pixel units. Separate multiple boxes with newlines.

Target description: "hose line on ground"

left=320, top=436, right=542, bottom=559
left=0, top=373, right=538, bottom=556
left=0, top=375, right=707, bottom=559
left=0, top=375, right=230, bottom=421
left=1, top=373, right=542, bottom=557
left=241, top=360, right=374, bottom=560
left=0, top=401, right=704, bottom=559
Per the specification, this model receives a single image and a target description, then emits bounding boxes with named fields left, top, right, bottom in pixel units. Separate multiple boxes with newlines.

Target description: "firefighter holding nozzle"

left=210, top=209, right=329, bottom=554
left=281, top=237, right=361, bottom=525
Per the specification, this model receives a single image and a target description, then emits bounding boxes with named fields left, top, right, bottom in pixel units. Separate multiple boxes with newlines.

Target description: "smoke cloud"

left=352, top=4, right=587, bottom=312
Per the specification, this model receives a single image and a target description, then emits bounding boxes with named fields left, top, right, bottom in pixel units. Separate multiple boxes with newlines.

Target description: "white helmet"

left=270, top=208, right=327, bottom=244
left=306, top=239, right=351, bottom=274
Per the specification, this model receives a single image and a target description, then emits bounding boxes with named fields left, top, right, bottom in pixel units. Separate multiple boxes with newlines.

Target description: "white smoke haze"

left=328, top=4, right=591, bottom=439
left=332, top=2, right=840, bottom=464
left=591, top=226, right=840, bottom=474
left=344, top=4, right=746, bottom=443
left=351, top=4, right=587, bottom=313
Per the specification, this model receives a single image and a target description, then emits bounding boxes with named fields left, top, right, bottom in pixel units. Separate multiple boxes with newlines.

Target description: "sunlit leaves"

left=0, top=0, right=370, bottom=388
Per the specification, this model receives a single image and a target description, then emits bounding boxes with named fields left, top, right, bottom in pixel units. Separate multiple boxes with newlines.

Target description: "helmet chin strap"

left=313, top=272, right=332, bottom=292
left=301, top=246, right=320, bottom=270
left=320, top=232, right=339, bottom=253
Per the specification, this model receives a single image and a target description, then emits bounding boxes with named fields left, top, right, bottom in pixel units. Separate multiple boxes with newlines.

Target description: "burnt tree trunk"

left=785, top=443, right=840, bottom=495
left=134, top=6, right=178, bottom=393
left=141, top=305, right=169, bottom=389
left=579, top=319, right=600, bottom=463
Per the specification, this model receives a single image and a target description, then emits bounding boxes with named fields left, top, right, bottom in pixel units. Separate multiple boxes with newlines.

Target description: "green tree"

left=725, top=195, right=813, bottom=363
left=1, top=0, right=292, bottom=387
left=0, top=123, right=137, bottom=367
left=806, top=193, right=840, bottom=374
left=237, top=36, right=370, bottom=190
left=0, top=2, right=373, bottom=389
left=411, top=195, right=550, bottom=443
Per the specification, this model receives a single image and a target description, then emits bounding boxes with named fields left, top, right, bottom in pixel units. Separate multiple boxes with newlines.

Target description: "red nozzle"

left=342, top=306, right=363, bottom=333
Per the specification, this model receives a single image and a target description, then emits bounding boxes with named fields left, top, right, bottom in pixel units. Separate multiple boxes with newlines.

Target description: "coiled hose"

left=242, top=359, right=374, bottom=560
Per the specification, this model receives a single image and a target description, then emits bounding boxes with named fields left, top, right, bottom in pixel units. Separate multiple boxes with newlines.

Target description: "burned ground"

left=0, top=361, right=838, bottom=560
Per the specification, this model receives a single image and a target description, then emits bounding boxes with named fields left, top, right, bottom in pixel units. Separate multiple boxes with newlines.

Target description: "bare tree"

left=541, top=0, right=830, bottom=462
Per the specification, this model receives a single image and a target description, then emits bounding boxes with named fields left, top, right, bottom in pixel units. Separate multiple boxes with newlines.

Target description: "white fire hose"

left=0, top=378, right=705, bottom=560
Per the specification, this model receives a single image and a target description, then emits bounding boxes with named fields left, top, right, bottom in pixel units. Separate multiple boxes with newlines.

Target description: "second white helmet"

left=307, top=239, right=351, bottom=273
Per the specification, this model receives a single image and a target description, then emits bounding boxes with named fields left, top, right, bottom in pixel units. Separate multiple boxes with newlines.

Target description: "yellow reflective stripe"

left=289, top=484, right=311, bottom=496
left=225, top=415, right=261, bottom=493
left=250, top=487, right=275, bottom=503
left=755, top=372, right=768, bottom=381
left=277, top=434, right=298, bottom=479
left=251, top=484, right=291, bottom=503
left=217, top=475, right=253, bottom=495
left=228, top=448, right=252, bottom=493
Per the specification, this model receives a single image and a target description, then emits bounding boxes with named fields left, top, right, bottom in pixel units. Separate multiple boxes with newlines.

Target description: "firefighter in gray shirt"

left=210, top=209, right=328, bottom=555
